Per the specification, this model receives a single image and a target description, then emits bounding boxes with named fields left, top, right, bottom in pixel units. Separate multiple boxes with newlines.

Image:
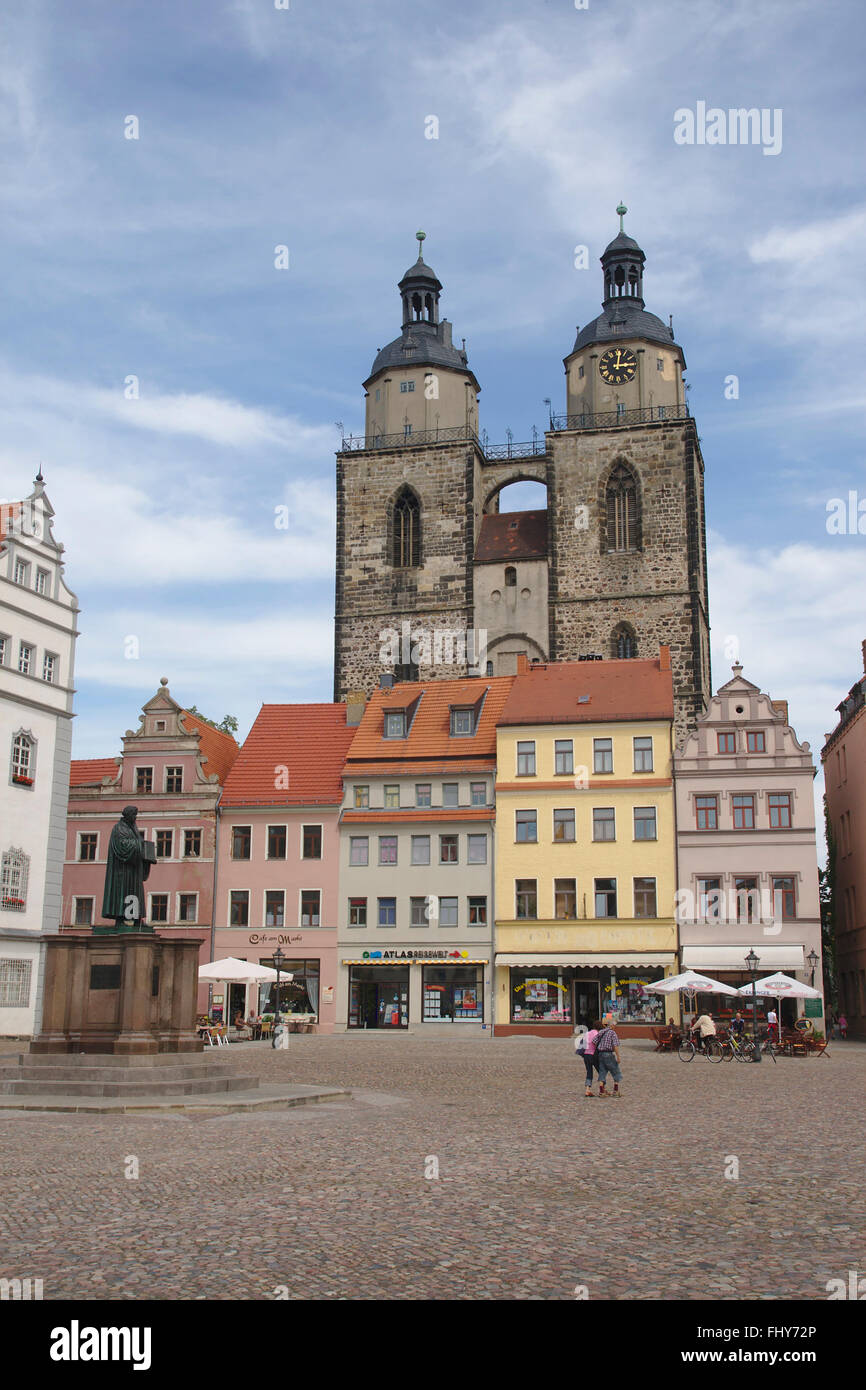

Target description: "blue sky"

left=2, top=0, right=865, bottom=815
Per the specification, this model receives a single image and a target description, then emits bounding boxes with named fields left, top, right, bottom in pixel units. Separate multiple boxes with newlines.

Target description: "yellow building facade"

left=494, top=672, right=679, bottom=1036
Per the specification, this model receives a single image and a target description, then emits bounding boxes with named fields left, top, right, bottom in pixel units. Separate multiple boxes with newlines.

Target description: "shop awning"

left=681, top=946, right=805, bottom=971
left=495, top=953, right=675, bottom=967
left=342, top=958, right=489, bottom=966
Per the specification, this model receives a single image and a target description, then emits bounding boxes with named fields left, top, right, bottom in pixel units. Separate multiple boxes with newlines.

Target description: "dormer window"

left=384, top=710, right=406, bottom=739
left=450, top=707, right=475, bottom=737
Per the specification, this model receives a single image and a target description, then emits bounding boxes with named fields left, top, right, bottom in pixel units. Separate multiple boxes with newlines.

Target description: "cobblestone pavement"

left=0, top=1034, right=863, bottom=1301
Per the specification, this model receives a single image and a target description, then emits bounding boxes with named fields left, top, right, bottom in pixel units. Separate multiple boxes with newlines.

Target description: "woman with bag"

left=575, top=1020, right=601, bottom=1098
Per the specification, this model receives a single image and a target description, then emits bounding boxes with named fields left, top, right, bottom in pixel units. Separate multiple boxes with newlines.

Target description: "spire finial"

left=616, top=202, right=628, bottom=233
left=416, top=229, right=426, bottom=261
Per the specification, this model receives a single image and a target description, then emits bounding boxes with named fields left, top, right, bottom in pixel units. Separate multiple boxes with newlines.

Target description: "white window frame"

left=35, top=567, right=50, bottom=595
left=0, top=633, right=9, bottom=666
left=1, top=848, right=30, bottom=911
left=154, top=827, right=175, bottom=860
left=0, top=958, right=32, bottom=1007
left=263, top=888, right=285, bottom=929
left=148, top=891, right=171, bottom=925
left=301, top=822, right=324, bottom=859
left=76, top=830, right=99, bottom=862
left=11, top=730, right=36, bottom=786
left=299, top=888, right=321, bottom=928
left=164, top=765, right=184, bottom=794
left=73, top=896, right=95, bottom=926
left=18, top=642, right=33, bottom=676
left=42, top=651, right=57, bottom=683
left=134, top=765, right=154, bottom=795
left=176, top=892, right=199, bottom=924
left=14, top=558, right=29, bottom=586
left=349, top=836, right=369, bottom=867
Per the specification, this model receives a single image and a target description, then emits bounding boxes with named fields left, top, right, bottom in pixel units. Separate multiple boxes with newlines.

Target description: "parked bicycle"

left=723, top=1032, right=757, bottom=1063
left=678, top=1032, right=724, bottom=1062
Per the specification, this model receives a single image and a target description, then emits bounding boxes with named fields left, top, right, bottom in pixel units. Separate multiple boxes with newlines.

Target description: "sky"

left=1, top=0, right=865, bottom=841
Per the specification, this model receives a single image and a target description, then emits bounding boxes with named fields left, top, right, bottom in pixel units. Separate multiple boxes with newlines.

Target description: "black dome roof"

left=571, top=299, right=677, bottom=354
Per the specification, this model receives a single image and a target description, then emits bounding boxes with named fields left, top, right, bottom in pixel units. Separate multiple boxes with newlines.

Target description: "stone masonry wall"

left=334, top=442, right=478, bottom=699
left=547, top=419, right=710, bottom=737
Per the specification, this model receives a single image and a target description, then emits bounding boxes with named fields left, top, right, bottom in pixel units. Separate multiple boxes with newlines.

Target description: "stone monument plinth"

left=31, top=934, right=204, bottom=1054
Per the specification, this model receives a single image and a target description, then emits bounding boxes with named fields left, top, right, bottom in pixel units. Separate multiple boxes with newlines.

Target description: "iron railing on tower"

left=550, top=404, right=690, bottom=431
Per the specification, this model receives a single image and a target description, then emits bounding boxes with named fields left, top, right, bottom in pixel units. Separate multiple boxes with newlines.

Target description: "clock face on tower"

left=599, top=348, right=637, bottom=384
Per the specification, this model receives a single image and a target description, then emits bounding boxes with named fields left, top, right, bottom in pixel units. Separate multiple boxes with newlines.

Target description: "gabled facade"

left=337, top=676, right=513, bottom=1031
left=62, top=681, right=239, bottom=1010
left=215, top=704, right=355, bottom=1031
left=494, top=651, right=678, bottom=1036
left=0, top=475, right=78, bottom=1036
left=675, top=665, right=823, bottom=1025
left=821, top=640, right=866, bottom=1037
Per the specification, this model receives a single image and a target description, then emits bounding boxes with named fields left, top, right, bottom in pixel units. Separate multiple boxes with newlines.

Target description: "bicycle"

left=724, top=1032, right=757, bottom=1063
left=678, top=1033, right=724, bottom=1062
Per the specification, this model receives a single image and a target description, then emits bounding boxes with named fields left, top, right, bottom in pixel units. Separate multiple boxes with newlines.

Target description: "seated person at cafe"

left=729, top=1010, right=746, bottom=1037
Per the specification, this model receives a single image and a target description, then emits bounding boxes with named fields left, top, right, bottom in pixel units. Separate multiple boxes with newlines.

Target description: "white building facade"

left=0, top=475, right=78, bottom=1035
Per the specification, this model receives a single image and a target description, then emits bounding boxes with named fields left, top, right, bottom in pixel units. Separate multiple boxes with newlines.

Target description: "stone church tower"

left=334, top=212, right=711, bottom=736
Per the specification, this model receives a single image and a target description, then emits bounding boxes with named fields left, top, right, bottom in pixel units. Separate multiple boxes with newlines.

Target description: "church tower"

left=334, top=235, right=484, bottom=699
left=547, top=205, right=711, bottom=733
left=334, top=212, right=711, bottom=738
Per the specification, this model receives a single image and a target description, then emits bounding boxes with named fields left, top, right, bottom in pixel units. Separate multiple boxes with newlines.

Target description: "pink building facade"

left=821, top=640, right=866, bottom=1038
left=213, top=704, right=355, bottom=1031
left=62, top=681, right=238, bottom=1012
left=674, top=665, right=823, bottom=1028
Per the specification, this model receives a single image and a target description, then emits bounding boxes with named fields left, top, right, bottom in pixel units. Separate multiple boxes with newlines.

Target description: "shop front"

left=496, top=953, right=677, bottom=1037
left=339, top=949, right=489, bottom=1032
left=680, top=944, right=820, bottom=1029
left=210, top=928, right=337, bottom=1032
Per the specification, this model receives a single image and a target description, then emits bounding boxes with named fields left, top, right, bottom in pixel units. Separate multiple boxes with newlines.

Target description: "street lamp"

left=806, top=948, right=819, bottom=988
left=745, top=948, right=761, bottom=1063
left=273, top=945, right=285, bottom=1035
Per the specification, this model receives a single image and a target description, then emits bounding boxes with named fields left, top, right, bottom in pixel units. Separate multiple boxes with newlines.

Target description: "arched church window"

left=614, top=265, right=625, bottom=293
left=11, top=732, right=35, bottom=785
left=424, top=293, right=434, bottom=321
left=412, top=292, right=422, bottom=320
left=392, top=489, right=421, bottom=568
left=605, top=463, right=640, bottom=552
left=612, top=624, right=637, bottom=659
left=504, top=566, right=517, bottom=587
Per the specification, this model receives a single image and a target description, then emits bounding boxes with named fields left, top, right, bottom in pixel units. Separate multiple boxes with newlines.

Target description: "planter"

left=12, top=775, right=33, bottom=786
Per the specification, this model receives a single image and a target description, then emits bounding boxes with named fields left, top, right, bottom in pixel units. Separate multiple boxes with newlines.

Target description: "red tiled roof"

left=221, top=704, right=355, bottom=806
left=180, top=710, right=239, bottom=785
left=474, top=510, right=548, bottom=563
left=70, top=758, right=119, bottom=787
left=342, top=808, right=494, bottom=824
left=499, top=656, right=674, bottom=726
left=347, top=676, right=515, bottom=763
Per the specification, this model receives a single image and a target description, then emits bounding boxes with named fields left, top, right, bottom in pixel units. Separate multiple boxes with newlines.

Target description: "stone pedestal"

left=31, top=934, right=203, bottom=1054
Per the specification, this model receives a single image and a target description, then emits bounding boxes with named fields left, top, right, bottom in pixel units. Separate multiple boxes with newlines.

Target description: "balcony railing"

left=339, top=426, right=547, bottom=460
left=551, top=404, right=690, bottom=431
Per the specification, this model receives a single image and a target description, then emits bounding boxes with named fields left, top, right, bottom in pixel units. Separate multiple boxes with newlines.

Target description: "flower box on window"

left=12, top=774, right=33, bottom=786
left=2, top=897, right=26, bottom=909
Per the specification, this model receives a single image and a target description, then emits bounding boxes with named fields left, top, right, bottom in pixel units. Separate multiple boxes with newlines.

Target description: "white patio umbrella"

left=644, top=969, right=741, bottom=1027
left=198, top=957, right=293, bottom=1024
left=736, top=972, right=822, bottom=1039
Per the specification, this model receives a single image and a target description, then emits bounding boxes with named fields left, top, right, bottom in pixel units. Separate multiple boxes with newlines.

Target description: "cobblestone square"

left=1, top=1035, right=863, bottom=1302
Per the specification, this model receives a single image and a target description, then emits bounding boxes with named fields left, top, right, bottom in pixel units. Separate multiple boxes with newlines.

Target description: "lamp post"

left=745, top=948, right=761, bottom=1063
left=806, top=948, right=819, bottom=988
left=273, top=945, right=285, bottom=1037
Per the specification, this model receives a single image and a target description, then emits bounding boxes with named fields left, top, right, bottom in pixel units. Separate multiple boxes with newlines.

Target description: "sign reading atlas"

left=361, top=949, right=471, bottom=961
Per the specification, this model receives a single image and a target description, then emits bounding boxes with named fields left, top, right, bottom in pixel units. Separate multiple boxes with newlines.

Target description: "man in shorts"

left=595, top=1020, right=622, bottom=1097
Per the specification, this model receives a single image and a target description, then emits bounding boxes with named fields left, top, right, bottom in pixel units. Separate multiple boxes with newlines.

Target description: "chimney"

left=517, top=653, right=530, bottom=674
left=659, top=645, right=671, bottom=672
left=345, top=691, right=367, bottom=727
left=771, top=699, right=788, bottom=724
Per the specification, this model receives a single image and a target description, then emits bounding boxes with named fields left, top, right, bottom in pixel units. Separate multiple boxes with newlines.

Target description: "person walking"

left=766, top=1007, right=778, bottom=1045
left=596, top=1019, right=623, bottom=1097
left=575, top=1020, right=601, bottom=1097
left=838, top=1013, right=848, bottom=1040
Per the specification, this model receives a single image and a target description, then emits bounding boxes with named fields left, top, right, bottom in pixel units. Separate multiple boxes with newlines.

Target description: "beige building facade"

left=674, top=666, right=823, bottom=1026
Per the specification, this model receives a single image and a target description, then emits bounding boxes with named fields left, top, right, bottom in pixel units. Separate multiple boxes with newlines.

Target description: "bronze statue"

left=96, top=805, right=154, bottom=934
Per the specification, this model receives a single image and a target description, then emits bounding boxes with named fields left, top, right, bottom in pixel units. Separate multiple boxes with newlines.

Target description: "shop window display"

left=422, top=965, right=483, bottom=1022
